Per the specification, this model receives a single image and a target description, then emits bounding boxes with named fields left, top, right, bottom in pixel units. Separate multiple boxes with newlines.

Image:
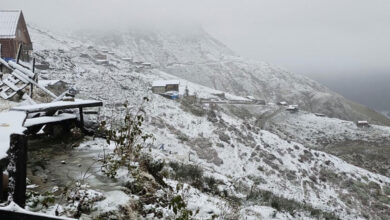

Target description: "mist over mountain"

left=306, top=72, right=390, bottom=116
left=1, top=1, right=390, bottom=219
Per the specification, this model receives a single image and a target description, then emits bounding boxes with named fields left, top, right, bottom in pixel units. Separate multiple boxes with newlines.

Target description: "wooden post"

left=29, top=58, right=36, bottom=98
left=0, top=165, right=3, bottom=202
left=79, top=107, right=84, bottom=131
left=0, top=44, right=2, bottom=79
left=7, top=134, right=28, bottom=207
left=16, top=44, right=22, bottom=64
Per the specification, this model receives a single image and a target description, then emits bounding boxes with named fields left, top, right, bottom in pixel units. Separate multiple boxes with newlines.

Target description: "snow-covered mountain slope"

left=382, top=110, right=390, bottom=119
left=260, top=110, right=390, bottom=178
left=16, top=26, right=390, bottom=219
left=264, top=111, right=390, bottom=150
left=213, top=101, right=390, bottom=179
left=70, top=26, right=390, bottom=126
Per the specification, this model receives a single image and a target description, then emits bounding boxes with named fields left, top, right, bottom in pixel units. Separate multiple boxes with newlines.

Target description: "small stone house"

left=152, top=80, right=179, bottom=94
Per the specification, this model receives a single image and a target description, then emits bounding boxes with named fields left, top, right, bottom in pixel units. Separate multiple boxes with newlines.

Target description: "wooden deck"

left=1, top=99, right=103, bottom=209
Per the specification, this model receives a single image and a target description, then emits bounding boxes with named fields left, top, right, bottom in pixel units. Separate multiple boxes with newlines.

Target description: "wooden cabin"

left=213, top=93, right=226, bottom=99
left=142, top=62, right=152, bottom=68
left=122, top=57, right=132, bottom=62
left=0, top=10, right=33, bottom=62
left=286, top=105, right=299, bottom=112
left=278, top=101, right=288, bottom=106
left=94, top=53, right=107, bottom=60
left=356, top=121, right=370, bottom=127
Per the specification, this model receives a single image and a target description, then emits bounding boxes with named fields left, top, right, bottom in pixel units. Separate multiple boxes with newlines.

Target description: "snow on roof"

left=357, top=120, right=369, bottom=124
left=152, top=80, right=180, bottom=87
left=0, top=10, right=21, bottom=39
left=286, top=105, right=298, bottom=110
left=11, top=99, right=102, bottom=113
left=0, top=111, right=26, bottom=159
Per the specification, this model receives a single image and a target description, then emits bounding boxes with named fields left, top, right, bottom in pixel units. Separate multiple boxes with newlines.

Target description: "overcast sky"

left=3, top=0, right=390, bottom=78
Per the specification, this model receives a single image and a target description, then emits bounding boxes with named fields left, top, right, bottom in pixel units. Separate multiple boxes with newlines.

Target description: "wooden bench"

left=24, top=113, right=77, bottom=128
left=11, top=99, right=103, bottom=133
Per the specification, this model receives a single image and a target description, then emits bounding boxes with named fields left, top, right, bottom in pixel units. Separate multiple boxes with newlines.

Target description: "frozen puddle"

left=27, top=138, right=130, bottom=216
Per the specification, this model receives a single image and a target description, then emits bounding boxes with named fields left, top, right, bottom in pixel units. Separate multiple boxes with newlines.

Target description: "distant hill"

left=73, top=26, right=390, bottom=126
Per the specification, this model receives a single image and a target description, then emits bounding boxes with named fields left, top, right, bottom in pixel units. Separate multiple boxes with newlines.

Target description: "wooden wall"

left=0, top=12, right=32, bottom=61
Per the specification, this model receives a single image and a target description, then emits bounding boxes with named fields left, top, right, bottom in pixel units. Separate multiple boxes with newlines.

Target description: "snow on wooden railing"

left=0, top=111, right=26, bottom=160
left=0, top=55, right=58, bottom=100
left=0, top=201, right=76, bottom=220
left=5, top=134, right=28, bottom=207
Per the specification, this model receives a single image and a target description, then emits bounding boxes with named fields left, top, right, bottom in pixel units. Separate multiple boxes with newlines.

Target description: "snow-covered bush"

left=26, top=190, right=56, bottom=211
left=98, top=98, right=154, bottom=178
left=169, top=162, right=203, bottom=187
left=65, top=182, right=105, bottom=218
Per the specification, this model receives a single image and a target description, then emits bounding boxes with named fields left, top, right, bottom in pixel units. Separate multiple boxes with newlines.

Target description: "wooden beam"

left=16, top=44, right=22, bottom=64
left=79, top=107, right=84, bottom=131
left=12, top=69, right=57, bottom=99
left=0, top=165, right=3, bottom=202
left=0, top=58, right=12, bottom=70
left=0, top=44, right=2, bottom=77
left=7, top=134, right=28, bottom=207
left=29, top=58, right=36, bottom=98
left=9, top=61, right=35, bottom=78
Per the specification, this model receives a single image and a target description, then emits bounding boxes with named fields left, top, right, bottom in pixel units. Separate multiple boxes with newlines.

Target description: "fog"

left=3, top=0, right=390, bottom=111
